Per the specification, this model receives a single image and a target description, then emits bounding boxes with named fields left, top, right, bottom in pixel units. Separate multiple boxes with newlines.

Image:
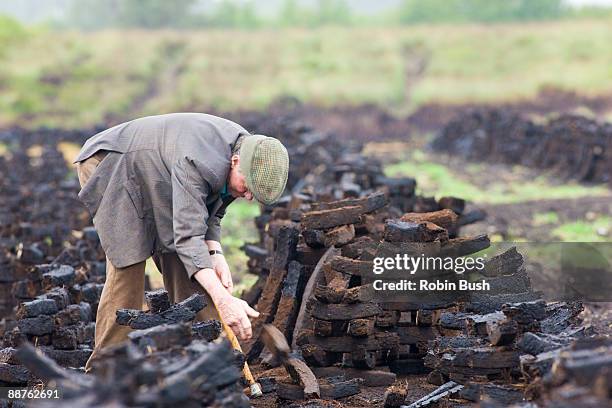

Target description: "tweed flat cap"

left=239, top=134, right=289, bottom=205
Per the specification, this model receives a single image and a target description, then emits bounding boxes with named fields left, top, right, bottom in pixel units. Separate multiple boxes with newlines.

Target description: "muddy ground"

left=250, top=365, right=438, bottom=408
left=218, top=87, right=612, bottom=145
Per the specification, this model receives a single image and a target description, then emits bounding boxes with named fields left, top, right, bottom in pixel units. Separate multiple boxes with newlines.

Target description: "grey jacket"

left=74, top=113, right=249, bottom=278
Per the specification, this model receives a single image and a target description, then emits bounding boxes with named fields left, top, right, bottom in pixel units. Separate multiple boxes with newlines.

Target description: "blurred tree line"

left=54, top=0, right=612, bottom=29
left=67, top=0, right=353, bottom=29
left=398, top=0, right=563, bottom=23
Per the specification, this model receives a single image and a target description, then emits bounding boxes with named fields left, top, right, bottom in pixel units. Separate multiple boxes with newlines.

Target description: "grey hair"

left=232, top=134, right=248, bottom=155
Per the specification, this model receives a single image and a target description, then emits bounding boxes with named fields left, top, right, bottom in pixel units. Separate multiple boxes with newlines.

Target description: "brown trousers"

left=77, top=152, right=218, bottom=372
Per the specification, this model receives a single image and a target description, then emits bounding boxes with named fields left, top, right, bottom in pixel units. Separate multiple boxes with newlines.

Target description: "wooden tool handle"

left=211, top=299, right=262, bottom=396
left=221, top=320, right=262, bottom=397
left=222, top=322, right=256, bottom=383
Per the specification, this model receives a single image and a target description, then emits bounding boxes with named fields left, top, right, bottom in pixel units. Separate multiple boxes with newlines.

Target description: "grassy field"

left=384, top=150, right=611, bottom=205
left=2, top=19, right=612, bottom=128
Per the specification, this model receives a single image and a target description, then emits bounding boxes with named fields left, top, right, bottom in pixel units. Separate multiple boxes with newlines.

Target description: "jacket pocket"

left=76, top=152, right=112, bottom=217
left=78, top=183, right=102, bottom=217
left=125, top=178, right=145, bottom=219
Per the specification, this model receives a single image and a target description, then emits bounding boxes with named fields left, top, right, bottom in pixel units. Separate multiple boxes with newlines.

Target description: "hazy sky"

left=1, top=0, right=612, bottom=24
left=567, top=0, right=612, bottom=4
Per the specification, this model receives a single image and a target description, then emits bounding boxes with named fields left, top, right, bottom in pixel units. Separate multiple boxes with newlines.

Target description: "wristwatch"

left=209, top=249, right=224, bottom=256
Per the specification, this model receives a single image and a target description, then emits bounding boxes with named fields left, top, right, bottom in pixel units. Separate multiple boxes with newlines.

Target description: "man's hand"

left=215, top=295, right=259, bottom=340
left=193, top=268, right=259, bottom=340
left=211, top=253, right=233, bottom=293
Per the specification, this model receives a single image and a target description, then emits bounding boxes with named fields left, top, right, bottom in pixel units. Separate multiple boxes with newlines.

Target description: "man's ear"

left=231, top=154, right=240, bottom=168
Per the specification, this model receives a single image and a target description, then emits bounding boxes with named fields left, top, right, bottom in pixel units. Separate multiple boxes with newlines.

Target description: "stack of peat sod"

left=295, top=206, right=513, bottom=405
left=296, top=205, right=489, bottom=373
left=9, top=289, right=250, bottom=407
left=1, top=262, right=100, bottom=385
left=432, top=109, right=612, bottom=185
left=240, top=180, right=608, bottom=406
left=2, top=226, right=108, bottom=361
left=383, top=248, right=608, bottom=407
left=0, top=127, right=99, bottom=319
left=533, top=336, right=612, bottom=408
left=241, top=186, right=490, bottom=402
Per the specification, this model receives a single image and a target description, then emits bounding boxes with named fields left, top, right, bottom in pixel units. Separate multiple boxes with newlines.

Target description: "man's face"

left=227, top=155, right=253, bottom=201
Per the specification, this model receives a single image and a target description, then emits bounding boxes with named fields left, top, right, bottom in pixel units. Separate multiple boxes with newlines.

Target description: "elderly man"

left=74, top=113, right=289, bottom=371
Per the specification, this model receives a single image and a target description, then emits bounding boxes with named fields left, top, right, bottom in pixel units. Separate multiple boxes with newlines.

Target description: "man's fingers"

left=216, top=269, right=225, bottom=285
left=219, top=267, right=233, bottom=290
left=243, top=324, right=252, bottom=340
left=242, top=301, right=260, bottom=318
left=237, top=320, right=248, bottom=340
left=222, top=272, right=231, bottom=288
left=229, top=322, right=241, bottom=339
left=223, top=280, right=234, bottom=296
left=240, top=315, right=252, bottom=340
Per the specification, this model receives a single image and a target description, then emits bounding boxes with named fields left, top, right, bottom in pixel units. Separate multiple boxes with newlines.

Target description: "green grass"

left=220, top=199, right=260, bottom=294
left=384, top=150, right=611, bottom=205
left=3, top=19, right=612, bottom=127
left=0, top=30, right=163, bottom=127
left=533, top=211, right=560, bottom=226
left=552, top=216, right=611, bottom=242
left=145, top=258, right=163, bottom=289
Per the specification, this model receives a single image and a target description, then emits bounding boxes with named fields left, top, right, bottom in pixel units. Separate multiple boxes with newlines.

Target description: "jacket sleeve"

left=172, top=157, right=215, bottom=279
left=205, top=212, right=222, bottom=242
